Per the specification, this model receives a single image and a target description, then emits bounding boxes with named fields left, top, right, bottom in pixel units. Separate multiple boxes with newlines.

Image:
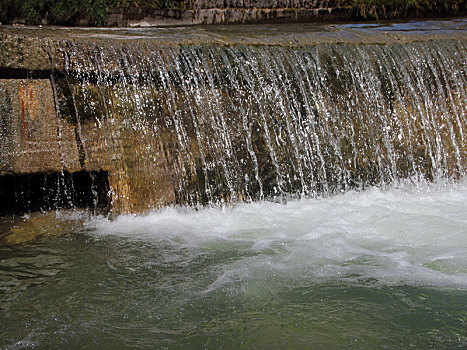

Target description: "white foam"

left=88, top=180, right=467, bottom=289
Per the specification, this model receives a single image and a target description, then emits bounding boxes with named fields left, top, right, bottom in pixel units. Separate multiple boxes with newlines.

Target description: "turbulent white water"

left=88, top=180, right=467, bottom=290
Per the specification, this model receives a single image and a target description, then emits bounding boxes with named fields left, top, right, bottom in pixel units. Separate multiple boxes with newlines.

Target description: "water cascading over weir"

left=0, top=23, right=466, bottom=216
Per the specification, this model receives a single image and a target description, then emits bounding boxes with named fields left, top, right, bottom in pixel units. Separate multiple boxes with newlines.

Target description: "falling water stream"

left=56, top=29, right=466, bottom=209
left=0, top=20, right=466, bottom=348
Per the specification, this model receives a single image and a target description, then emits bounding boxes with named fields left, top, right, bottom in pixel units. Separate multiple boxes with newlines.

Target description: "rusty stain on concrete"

left=1, top=79, right=81, bottom=175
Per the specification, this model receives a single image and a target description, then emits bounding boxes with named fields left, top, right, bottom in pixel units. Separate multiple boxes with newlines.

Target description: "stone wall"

left=194, top=0, right=338, bottom=9
left=107, top=0, right=466, bottom=26
left=108, top=0, right=349, bottom=26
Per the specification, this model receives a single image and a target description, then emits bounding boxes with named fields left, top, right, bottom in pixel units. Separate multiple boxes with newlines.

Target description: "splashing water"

left=89, top=179, right=467, bottom=289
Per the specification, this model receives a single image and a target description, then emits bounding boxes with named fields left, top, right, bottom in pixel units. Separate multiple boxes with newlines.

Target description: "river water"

left=1, top=180, right=466, bottom=349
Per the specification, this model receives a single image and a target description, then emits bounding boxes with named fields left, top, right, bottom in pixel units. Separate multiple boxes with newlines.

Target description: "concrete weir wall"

left=0, top=25, right=466, bottom=216
left=0, top=35, right=80, bottom=174
left=0, top=35, right=101, bottom=213
left=0, top=33, right=179, bottom=215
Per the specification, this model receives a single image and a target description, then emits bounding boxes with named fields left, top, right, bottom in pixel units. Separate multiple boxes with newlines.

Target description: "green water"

left=1, top=234, right=466, bottom=349
left=1, top=184, right=466, bottom=349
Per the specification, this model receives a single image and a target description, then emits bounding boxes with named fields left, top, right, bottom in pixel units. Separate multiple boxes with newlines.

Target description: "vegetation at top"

left=0, top=0, right=192, bottom=26
left=0, top=0, right=464, bottom=26
left=345, top=0, right=465, bottom=19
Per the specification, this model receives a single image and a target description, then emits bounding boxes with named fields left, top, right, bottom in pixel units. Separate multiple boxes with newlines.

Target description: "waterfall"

left=52, top=38, right=466, bottom=213
left=2, top=25, right=467, bottom=349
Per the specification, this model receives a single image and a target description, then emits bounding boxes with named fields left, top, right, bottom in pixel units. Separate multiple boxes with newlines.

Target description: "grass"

left=346, top=0, right=466, bottom=19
